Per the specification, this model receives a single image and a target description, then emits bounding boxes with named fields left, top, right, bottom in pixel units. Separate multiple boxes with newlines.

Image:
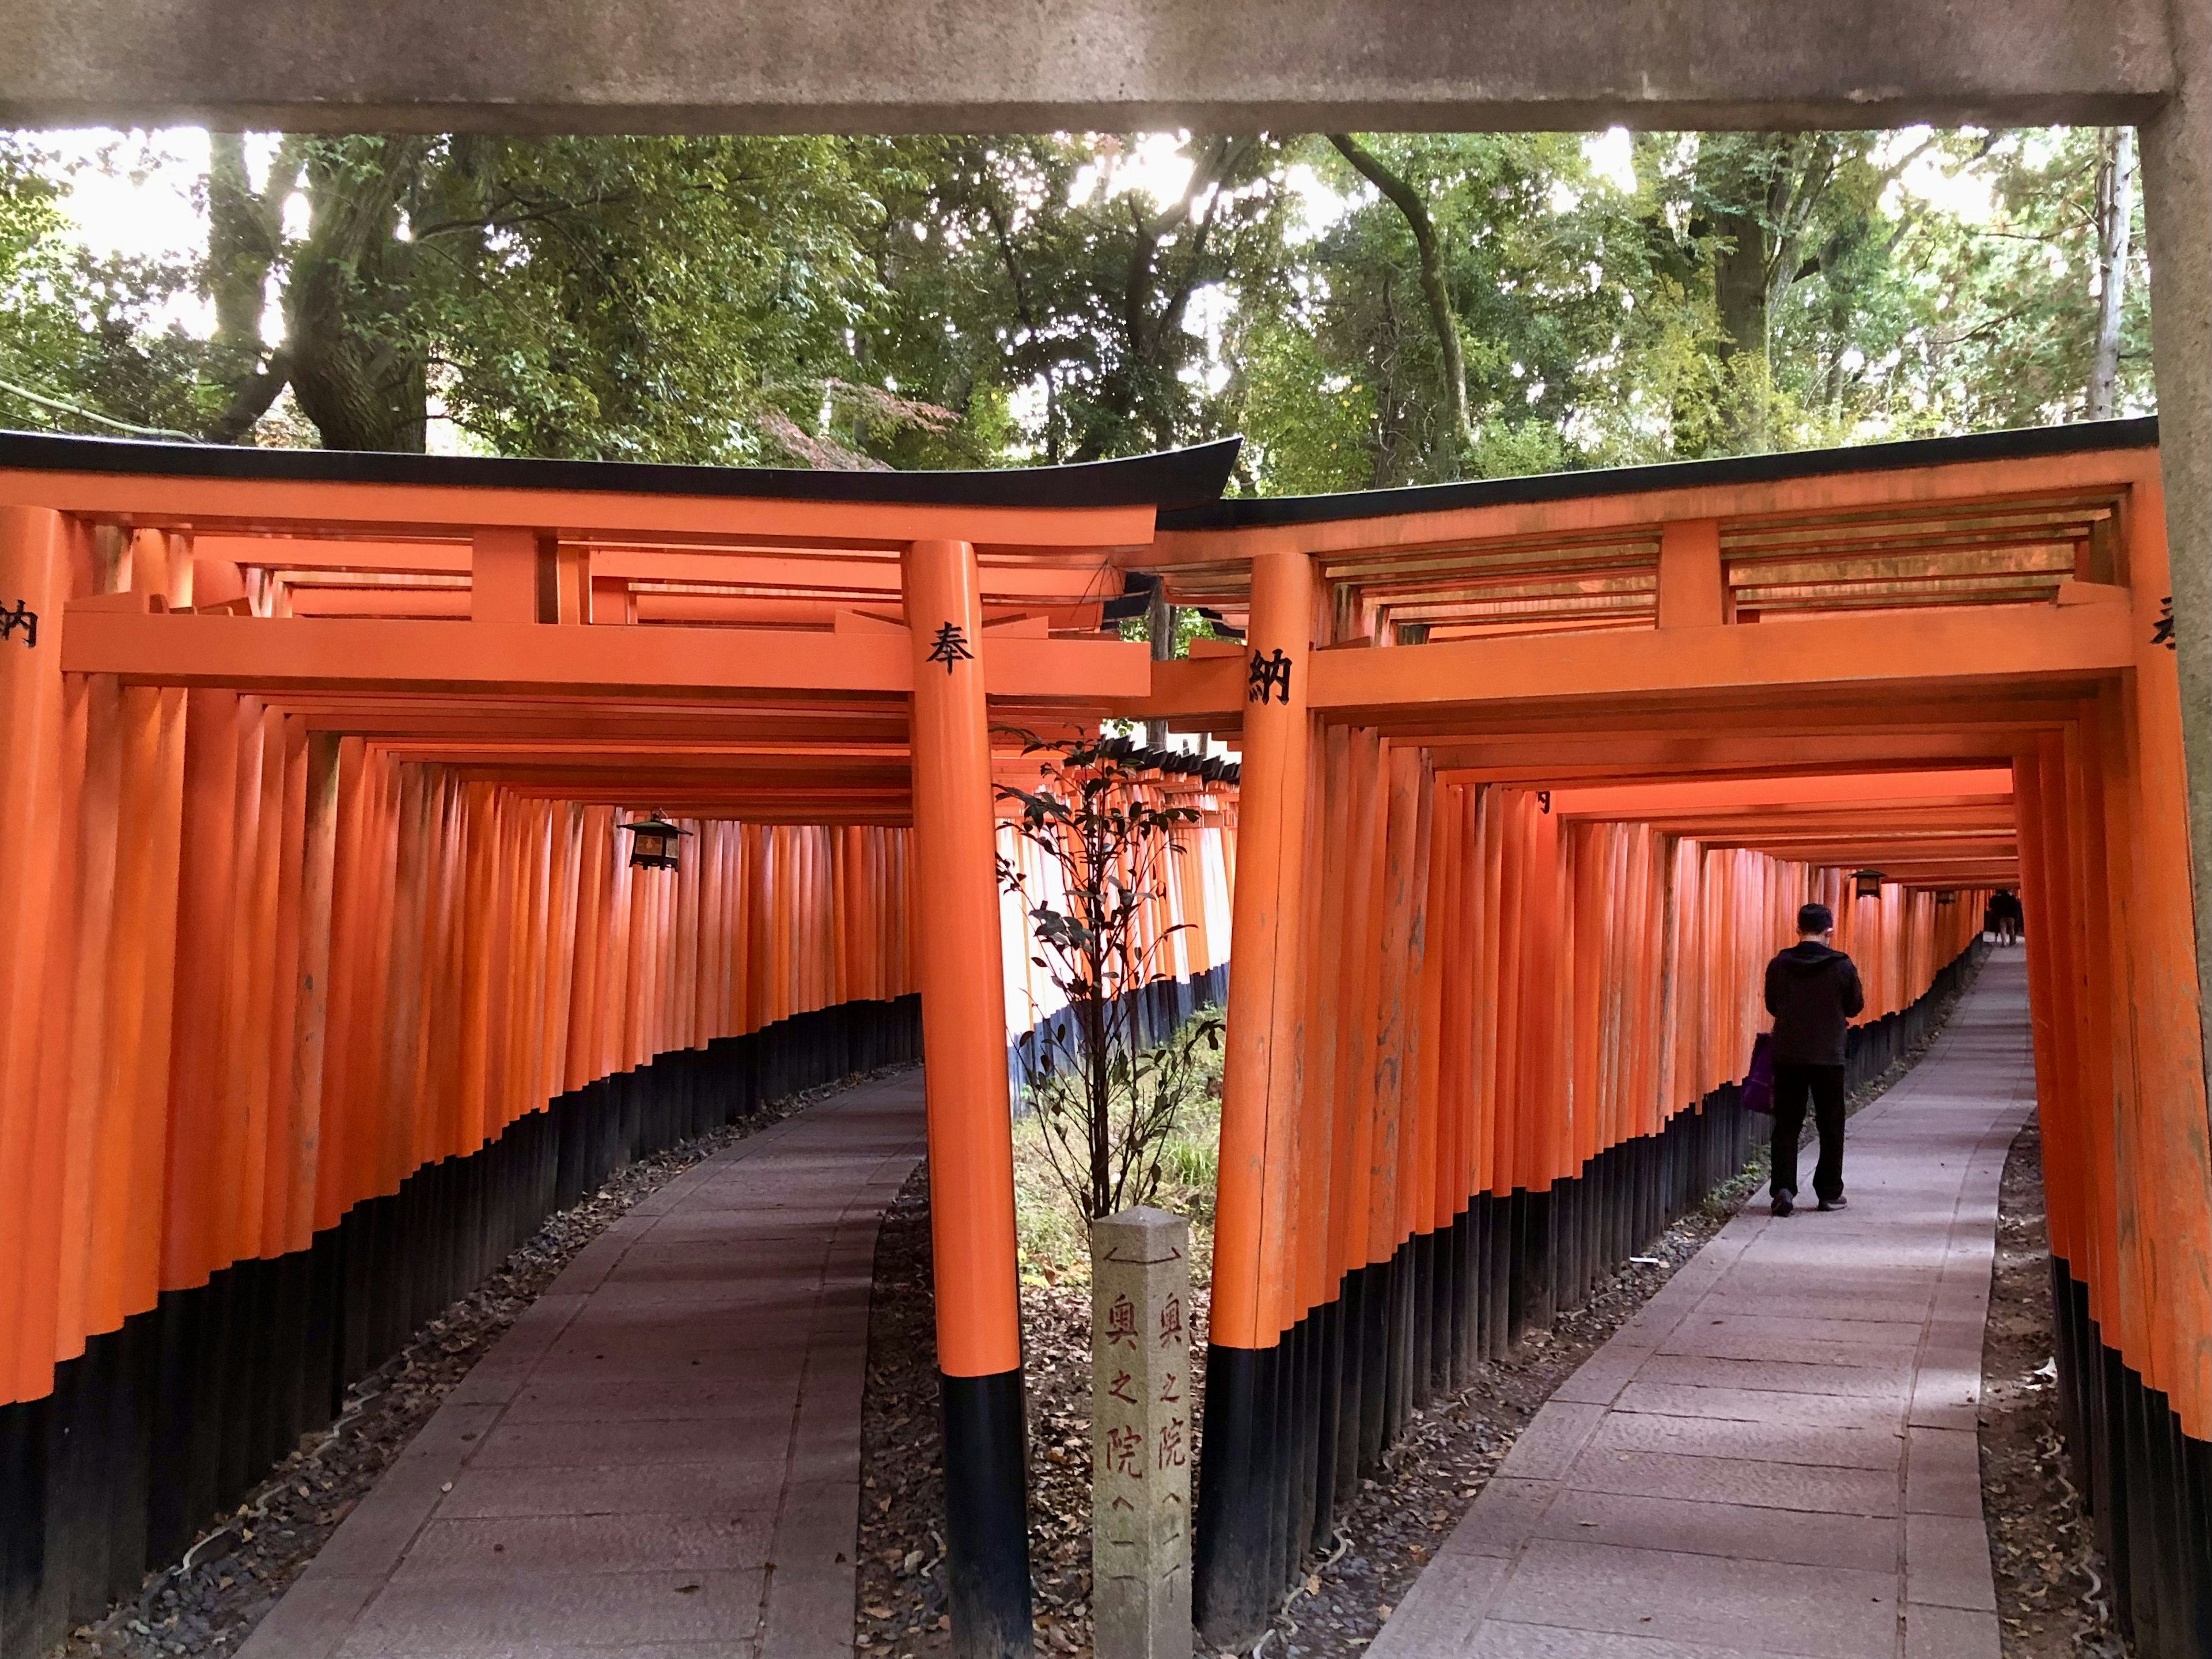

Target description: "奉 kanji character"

left=925, top=620, right=975, bottom=673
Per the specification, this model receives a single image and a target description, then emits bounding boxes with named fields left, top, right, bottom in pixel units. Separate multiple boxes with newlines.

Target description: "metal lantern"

left=1936, top=889, right=1958, bottom=906
left=1852, top=868, right=1885, bottom=900
left=619, top=812, right=691, bottom=871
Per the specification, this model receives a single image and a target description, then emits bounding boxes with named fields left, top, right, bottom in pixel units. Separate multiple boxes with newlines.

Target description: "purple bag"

left=1742, top=1032, right=1776, bottom=1115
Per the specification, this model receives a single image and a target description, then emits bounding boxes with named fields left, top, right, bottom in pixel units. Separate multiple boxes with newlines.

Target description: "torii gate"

left=0, top=431, right=1236, bottom=1657
left=1112, top=416, right=2207, bottom=1649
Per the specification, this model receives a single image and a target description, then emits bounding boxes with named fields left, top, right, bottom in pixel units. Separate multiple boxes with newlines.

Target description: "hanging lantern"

left=1852, top=868, right=1885, bottom=900
left=619, top=812, right=691, bottom=871
left=1936, top=889, right=1958, bottom=906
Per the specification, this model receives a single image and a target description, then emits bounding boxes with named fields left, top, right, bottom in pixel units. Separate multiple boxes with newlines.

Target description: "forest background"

left=0, top=126, right=2152, bottom=494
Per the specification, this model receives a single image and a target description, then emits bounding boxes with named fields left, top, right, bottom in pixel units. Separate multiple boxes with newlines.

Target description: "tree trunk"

left=1143, top=581, right=1173, bottom=750
left=284, top=138, right=433, bottom=453
left=2089, top=126, right=2137, bottom=422
left=1328, top=134, right=1475, bottom=477
left=202, top=133, right=305, bottom=442
left=1712, top=204, right=1770, bottom=365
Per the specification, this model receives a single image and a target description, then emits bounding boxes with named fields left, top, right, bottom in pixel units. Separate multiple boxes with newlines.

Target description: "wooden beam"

left=1308, top=601, right=2135, bottom=717
left=1120, top=604, right=2133, bottom=726
left=60, top=607, right=1150, bottom=701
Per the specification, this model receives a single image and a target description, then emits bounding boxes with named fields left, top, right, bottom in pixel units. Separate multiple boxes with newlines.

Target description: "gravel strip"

left=53, top=1063, right=908, bottom=1659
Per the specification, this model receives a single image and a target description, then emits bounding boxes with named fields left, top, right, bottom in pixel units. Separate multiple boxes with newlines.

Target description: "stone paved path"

left=1371, top=952, right=2033, bottom=1659
left=240, top=1072, right=927, bottom=1659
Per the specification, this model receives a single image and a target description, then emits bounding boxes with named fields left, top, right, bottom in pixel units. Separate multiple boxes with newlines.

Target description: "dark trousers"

left=1770, top=1062, right=1847, bottom=1201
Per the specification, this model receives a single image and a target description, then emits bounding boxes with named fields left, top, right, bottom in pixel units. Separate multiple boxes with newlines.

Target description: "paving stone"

left=329, top=1569, right=767, bottom=1653
left=1903, top=1601, right=2001, bottom=1659
left=1632, top=1353, right=1913, bottom=1399
left=1460, top=1622, right=1841, bottom=1658
left=1692, top=1290, right=1933, bottom=1325
left=1548, top=1344, right=1653, bottom=1407
left=1560, top=1445, right=1900, bottom=1517
left=1609, top=1380, right=1905, bottom=1433
left=1903, top=1512, right=1997, bottom=1611
left=1486, top=1539, right=1898, bottom=1659
left=498, top=1374, right=806, bottom=1422
left=1584, top=1405, right=1904, bottom=1471
left=436, top=1453, right=797, bottom=1525
left=392, top=1512, right=775, bottom=1578
left=1903, top=1425, right=1985, bottom=1517
left=1532, top=1489, right=1897, bottom=1574
left=469, top=1415, right=787, bottom=1469
left=1372, top=1554, right=1512, bottom=1655
left=1438, top=1478, right=1559, bottom=1558
left=1656, top=1324, right=1919, bottom=1372
left=1905, top=1354, right=1982, bottom=1430
left=234, top=1575, right=384, bottom=1659
left=1496, top=1401, right=1610, bottom=1481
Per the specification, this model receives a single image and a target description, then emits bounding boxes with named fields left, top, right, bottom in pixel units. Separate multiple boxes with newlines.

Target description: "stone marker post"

left=1092, top=1206, right=1194, bottom=1659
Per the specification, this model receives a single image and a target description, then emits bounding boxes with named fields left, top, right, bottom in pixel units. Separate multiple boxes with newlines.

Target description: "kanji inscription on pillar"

left=0, top=597, right=36, bottom=648
left=1092, top=1205, right=1192, bottom=1659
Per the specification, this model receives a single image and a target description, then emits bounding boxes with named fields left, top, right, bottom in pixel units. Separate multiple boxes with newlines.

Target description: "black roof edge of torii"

left=0, top=428, right=1245, bottom=514
left=1160, top=416, right=2161, bottom=531
left=0, top=415, right=2160, bottom=527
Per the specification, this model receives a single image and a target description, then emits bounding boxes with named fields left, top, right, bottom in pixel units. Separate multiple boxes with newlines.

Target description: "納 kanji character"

left=1247, top=647, right=1292, bottom=705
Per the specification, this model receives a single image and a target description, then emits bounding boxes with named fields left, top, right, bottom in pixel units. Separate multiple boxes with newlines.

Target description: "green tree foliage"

left=855, top=135, right=1296, bottom=466
left=995, top=730, right=1222, bottom=1222
left=0, top=126, right=2154, bottom=482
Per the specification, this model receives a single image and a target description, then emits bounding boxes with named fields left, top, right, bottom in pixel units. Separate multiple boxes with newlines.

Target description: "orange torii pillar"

left=1195, top=547, right=1314, bottom=1647
left=903, top=539, right=1032, bottom=1659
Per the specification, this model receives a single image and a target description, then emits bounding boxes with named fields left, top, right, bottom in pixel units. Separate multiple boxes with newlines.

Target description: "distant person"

left=1764, top=902, right=1865, bottom=1218
left=1993, top=889, right=2022, bottom=946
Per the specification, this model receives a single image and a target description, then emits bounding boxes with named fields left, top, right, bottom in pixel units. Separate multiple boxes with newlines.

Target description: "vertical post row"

left=0, top=506, right=69, bottom=1405
left=902, top=537, right=1033, bottom=1659
left=1196, top=546, right=1315, bottom=1647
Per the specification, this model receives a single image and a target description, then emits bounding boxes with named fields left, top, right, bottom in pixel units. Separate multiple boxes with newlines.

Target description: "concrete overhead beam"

left=0, top=0, right=2177, bottom=133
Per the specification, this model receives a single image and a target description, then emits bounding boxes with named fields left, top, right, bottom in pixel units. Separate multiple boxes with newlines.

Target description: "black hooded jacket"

left=1763, top=941, right=1866, bottom=1066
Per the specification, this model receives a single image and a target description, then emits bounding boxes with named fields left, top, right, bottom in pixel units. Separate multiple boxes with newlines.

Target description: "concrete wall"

left=2143, top=0, right=2212, bottom=1066
left=0, top=0, right=2177, bottom=132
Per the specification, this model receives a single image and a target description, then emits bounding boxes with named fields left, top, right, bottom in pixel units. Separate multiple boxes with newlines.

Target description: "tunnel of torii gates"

left=0, top=415, right=2203, bottom=1658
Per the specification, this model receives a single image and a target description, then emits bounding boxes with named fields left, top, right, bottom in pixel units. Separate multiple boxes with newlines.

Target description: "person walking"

left=1764, top=902, right=1865, bottom=1217
left=1993, top=889, right=2022, bottom=946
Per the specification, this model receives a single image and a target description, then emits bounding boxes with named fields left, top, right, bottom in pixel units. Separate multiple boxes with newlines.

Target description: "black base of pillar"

left=2050, top=1256, right=2212, bottom=1659
left=1192, top=1342, right=1274, bottom=1648
left=940, top=1367, right=1033, bottom=1659
left=0, top=996, right=922, bottom=1659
